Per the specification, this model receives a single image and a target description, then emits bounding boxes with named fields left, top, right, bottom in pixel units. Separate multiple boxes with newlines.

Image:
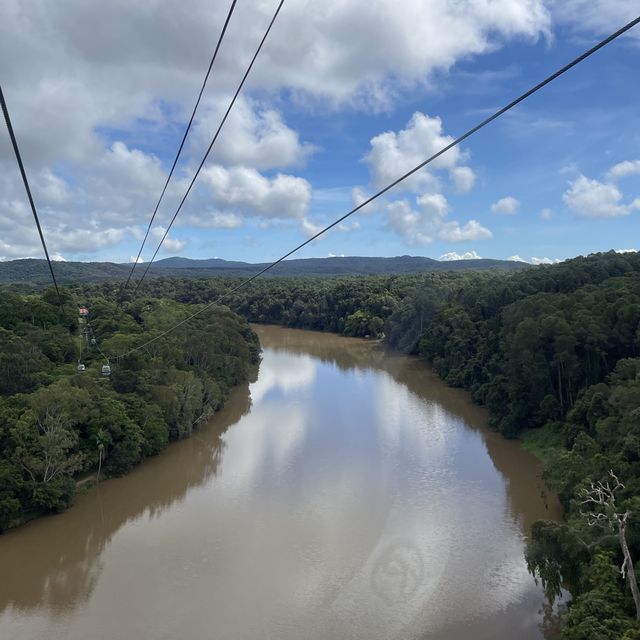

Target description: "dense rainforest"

left=77, top=249, right=640, bottom=638
left=0, top=288, right=259, bottom=532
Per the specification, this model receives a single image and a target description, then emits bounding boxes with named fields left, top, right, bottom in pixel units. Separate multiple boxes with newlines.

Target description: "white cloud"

left=438, top=220, right=493, bottom=242
left=337, top=221, right=360, bottom=232
left=491, top=196, right=520, bottom=215
left=36, top=169, right=71, bottom=206
left=183, top=212, right=244, bottom=229
left=552, top=1, right=640, bottom=42
left=531, top=256, right=561, bottom=265
left=450, top=166, right=477, bottom=194
left=194, top=97, right=316, bottom=171
left=417, top=193, right=449, bottom=218
left=540, top=208, right=553, bottom=220
left=129, top=256, right=144, bottom=263
left=201, top=165, right=312, bottom=220
left=162, top=237, right=187, bottom=252
left=150, top=226, right=186, bottom=253
left=0, top=223, right=131, bottom=260
left=362, top=111, right=491, bottom=249
left=364, top=112, right=469, bottom=192
left=259, top=0, right=551, bottom=108
left=386, top=200, right=434, bottom=247
left=563, top=174, right=640, bottom=218
left=606, top=160, right=640, bottom=181
left=351, top=186, right=379, bottom=215
left=440, top=251, right=483, bottom=261
left=615, top=248, right=637, bottom=254
left=385, top=195, right=492, bottom=246
left=508, top=255, right=526, bottom=262
left=301, top=218, right=324, bottom=238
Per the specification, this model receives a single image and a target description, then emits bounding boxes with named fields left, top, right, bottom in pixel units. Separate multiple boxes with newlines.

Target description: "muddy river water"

left=0, top=325, right=562, bottom=639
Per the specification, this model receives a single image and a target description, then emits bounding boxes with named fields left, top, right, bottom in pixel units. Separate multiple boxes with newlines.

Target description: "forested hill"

left=0, top=254, right=526, bottom=285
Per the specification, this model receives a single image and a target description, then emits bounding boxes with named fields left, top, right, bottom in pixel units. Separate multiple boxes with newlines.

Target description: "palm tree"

left=95, top=428, right=109, bottom=483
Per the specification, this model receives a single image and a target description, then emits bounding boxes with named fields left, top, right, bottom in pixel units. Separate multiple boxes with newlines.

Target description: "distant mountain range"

left=0, top=255, right=527, bottom=285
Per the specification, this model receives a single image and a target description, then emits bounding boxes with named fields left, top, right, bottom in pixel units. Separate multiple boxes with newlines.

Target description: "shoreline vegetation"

left=2, top=249, right=639, bottom=637
left=0, top=290, right=260, bottom=532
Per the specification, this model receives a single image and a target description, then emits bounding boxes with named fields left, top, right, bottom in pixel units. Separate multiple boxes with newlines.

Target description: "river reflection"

left=0, top=325, right=561, bottom=640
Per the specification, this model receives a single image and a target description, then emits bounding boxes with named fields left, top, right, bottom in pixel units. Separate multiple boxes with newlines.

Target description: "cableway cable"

left=122, top=0, right=239, bottom=293
left=130, top=0, right=286, bottom=295
left=112, top=15, right=640, bottom=359
left=1, top=84, right=64, bottom=306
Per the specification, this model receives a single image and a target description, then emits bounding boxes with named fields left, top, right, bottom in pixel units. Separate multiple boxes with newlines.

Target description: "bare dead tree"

left=580, top=470, right=640, bottom=620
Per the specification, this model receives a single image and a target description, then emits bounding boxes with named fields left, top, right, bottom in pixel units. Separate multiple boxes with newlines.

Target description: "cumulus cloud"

left=615, top=248, right=637, bottom=254
left=300, top=218, right=324, bottom=238
left=183, top=212, right=244, bottom=229
left=509, top=255, right=562, bottom=265
left=491, top=196, right=520, bottom=215
left=450, top=166, right=477, bottom=194
left=149, top=227, right=187, bottom=253
left=606, top=160, right=640, bottom=181
left=364, top=112, right=468, bottom=192
left=0, top=222, right=131, bottom=260
left=531, top=256, right=561, bottom=265
left=260, top=0, right=551, bottom=108
left=201, top=165, right=312, bottom=219
left=438, top=220, right=493, bottom=242
left=194, top=97, right=316, bottom=171
left=386, top=200, right=432, bottom=246
left=440, top=250, right=483, bottom=261
left=563, top=174, right=640, bottom=218
left=385, top=196, right=492, bottom=246
left=0, top=138, right=191, bottom=259
left=361, top=111, right=491, bottom=248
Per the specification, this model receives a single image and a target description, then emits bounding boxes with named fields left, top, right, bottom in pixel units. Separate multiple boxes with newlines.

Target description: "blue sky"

left=1, top=0, right=638, bottom=265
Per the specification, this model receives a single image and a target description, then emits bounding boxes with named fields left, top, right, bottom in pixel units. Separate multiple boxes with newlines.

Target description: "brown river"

left=0, top=325, right=562, bottom=640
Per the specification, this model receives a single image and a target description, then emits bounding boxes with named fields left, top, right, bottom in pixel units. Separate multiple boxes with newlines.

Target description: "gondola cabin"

left=77, top=364, right=86, bottom=372
left=101, top=364, right=111, bottom=377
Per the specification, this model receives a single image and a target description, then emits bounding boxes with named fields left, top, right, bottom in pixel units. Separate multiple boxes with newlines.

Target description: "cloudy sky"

left=1, top=0, right=639, bottom=265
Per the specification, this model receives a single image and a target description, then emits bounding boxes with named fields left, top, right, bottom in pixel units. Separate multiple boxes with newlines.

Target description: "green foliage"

left=563, top=553, right=638, bottom=640
left=0, top=288, right=259, bottom=529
